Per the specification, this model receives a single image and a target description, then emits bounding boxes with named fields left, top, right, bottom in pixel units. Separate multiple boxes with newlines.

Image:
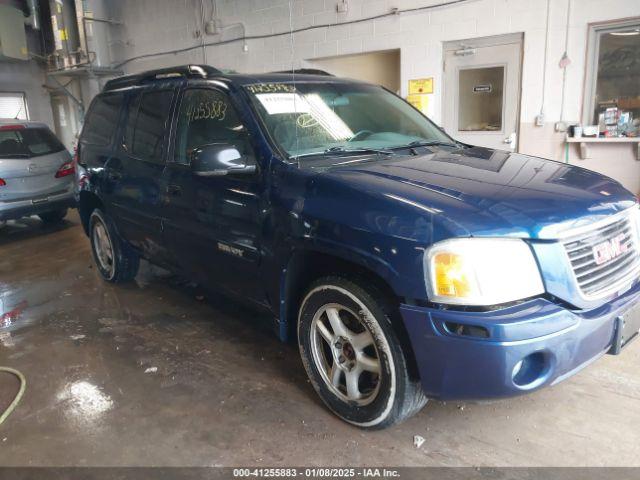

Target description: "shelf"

left=565, top=136, right=640, bottom=160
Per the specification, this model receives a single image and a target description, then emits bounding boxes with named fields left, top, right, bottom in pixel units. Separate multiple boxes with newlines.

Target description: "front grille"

left=563, top=211, right=640, bottom=298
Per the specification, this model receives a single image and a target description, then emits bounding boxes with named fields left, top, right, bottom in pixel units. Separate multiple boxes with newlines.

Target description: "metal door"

left=443, top=34, right=523, bottom=151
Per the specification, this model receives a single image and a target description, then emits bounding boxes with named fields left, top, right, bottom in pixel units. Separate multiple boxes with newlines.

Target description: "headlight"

left=424, top=238, right=545, bottom=306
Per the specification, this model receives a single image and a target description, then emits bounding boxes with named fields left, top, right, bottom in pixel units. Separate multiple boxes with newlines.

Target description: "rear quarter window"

left=82, top=93, right=124, bottom=146
left=0, top=127, right=65, bottom=158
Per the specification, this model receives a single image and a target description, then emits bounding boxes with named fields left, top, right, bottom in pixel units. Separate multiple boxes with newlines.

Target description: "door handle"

left=503, top=132, right=517, bottom=149
left=166, top=184, right=182, bottom=196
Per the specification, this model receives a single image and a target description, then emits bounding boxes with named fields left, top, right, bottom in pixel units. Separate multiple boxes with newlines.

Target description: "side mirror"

left=191, top=143, right=256, bottom=177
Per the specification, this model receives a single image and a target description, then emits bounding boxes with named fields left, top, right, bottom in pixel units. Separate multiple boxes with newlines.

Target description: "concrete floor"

left=0, top=211, right=639, bottom=467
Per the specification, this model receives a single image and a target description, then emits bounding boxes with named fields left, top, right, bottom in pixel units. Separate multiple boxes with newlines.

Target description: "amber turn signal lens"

left=433, top=252, right=471, bottom=298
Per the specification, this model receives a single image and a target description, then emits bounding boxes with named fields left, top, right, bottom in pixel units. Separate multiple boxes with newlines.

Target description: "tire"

left=298, top=276, right=427, bottom=429
left=38, top=208, right=68, bottom=224
left=89, top=209, right=139, bottom=283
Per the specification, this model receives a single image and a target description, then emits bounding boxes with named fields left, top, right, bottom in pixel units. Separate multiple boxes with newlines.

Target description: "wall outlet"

left=337, top=1, right=348, bottom=13
left=205, top=20, right=217, bottom=36
left=535, top=113, right=545, bottom=126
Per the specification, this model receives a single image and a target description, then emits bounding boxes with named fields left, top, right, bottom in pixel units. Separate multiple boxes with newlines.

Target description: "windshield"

left=245, top=82, right=455, bottom=158
left=0, top=127, right=66, bottom=158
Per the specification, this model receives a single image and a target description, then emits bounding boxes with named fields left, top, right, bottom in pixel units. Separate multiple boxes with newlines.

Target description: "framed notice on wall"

left=409, top=78, right=434, bottom=95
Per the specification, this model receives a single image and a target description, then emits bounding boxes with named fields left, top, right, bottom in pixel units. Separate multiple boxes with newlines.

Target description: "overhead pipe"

left=77, top=0, right=122, bottom=69
left=75, top=0, right=86, bottom=54
left=81, top=16, right=122, bottom=68
left=25, top=0, right=40, bottom=30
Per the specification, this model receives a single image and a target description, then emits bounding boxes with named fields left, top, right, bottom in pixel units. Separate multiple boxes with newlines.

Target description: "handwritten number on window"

left=185, top=100, right=228, bottom=122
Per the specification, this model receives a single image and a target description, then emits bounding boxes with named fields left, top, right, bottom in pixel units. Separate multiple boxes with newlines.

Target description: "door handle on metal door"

left=166, top=184, right=182, bottom=196
left=503, top=133, right=517, bottom=149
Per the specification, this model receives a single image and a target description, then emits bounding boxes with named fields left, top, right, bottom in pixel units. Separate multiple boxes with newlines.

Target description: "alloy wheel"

left=310, top=303, right=382, bottom=405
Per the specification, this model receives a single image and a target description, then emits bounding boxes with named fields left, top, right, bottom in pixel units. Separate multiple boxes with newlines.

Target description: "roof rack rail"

left=103, top=65, right=222, bottom=91
left=272, top=68, right=334, bottom=76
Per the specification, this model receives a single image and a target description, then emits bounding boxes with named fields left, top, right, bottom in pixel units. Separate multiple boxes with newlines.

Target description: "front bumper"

left=400, top=282, right=640, bottom=400
left=0, top=192, right=76, bottom=221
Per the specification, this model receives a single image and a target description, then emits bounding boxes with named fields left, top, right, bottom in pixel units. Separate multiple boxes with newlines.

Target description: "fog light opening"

left=444, top=321, right=490, bottom=338
left=512, top=352, right=549, bottom=388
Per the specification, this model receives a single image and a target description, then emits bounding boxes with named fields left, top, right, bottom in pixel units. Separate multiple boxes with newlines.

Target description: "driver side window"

left=174, top=88, right=251, bottom=165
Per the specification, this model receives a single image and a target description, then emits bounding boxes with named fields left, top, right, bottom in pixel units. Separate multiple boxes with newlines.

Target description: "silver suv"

left=0, top=120, right=75, bottom=228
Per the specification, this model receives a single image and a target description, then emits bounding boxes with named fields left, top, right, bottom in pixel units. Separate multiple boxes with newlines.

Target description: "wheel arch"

left=79, top=191, right=104, bottom=236
left=280, top=248, right=421, bottom=381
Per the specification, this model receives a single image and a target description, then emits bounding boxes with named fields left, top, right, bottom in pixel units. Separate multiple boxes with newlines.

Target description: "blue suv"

left=78, top=65, right=640, bottom=428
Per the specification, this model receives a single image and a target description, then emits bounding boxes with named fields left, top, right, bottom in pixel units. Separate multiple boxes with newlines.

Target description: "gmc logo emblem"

left=592, top=233, right=629, bottom=265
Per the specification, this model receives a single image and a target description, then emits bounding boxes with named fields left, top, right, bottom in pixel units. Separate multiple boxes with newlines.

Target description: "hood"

left=309, top=146, right=637, bottom=240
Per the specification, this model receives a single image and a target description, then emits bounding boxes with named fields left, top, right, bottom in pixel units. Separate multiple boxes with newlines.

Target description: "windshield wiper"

left=326, top=146, right=394, bottom=155
left=394, top=140, right=461, bottom=150
left=295, top=146, right=394, bottom=159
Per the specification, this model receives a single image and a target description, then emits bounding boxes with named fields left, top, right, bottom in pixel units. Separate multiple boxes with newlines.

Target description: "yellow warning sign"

left=409, top=78, right=434, bottom=95
left=407, top=94, right=429, bottom=114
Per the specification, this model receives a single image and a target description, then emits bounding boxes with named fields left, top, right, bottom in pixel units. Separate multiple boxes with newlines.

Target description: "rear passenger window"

left=126, top=90, right=174, bottom=163
left=83, top=93, right=123, bottom=146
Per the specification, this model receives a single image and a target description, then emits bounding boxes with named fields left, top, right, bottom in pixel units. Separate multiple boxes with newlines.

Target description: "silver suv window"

left=0, top=127, right=65, bottom=158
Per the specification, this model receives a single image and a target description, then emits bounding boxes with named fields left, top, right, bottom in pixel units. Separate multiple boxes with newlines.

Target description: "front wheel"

left=297, top=277, right=427, bottom=429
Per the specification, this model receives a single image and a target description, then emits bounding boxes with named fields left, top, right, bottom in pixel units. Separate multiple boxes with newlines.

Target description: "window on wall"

left=458, top=66, right=504, bottom=132
left=585, top=20, right=640, bottom=137
left=0, top=92, right=28, bottom=120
